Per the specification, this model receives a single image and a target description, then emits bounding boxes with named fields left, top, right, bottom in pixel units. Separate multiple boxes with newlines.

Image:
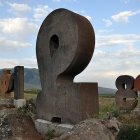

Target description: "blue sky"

left=0, top=0, right=140, bottom=88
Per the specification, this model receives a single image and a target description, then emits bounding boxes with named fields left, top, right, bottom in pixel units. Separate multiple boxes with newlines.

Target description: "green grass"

left=0, top=90, right=38, bottom=100
left=99, top=94, right=119, bottom=119
left=117, top=124, right=140, bottom=140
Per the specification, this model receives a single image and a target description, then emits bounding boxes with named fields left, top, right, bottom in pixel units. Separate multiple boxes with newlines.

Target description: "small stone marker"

left=36, top=8, right=99, bottom=124
left=115, top=75, right=138, bottom=110
left=14, top=66, right=24, bottom=99
left=13, top=66, right=26, bottom=108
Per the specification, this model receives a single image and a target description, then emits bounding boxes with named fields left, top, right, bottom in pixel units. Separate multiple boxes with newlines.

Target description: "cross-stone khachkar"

left=115, top=75, right=138, bottom=110
left=36, top=8, right=99, bottom=124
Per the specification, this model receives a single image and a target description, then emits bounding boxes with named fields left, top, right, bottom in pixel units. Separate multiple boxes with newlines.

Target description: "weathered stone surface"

left=0, top=114, right=43, bottom=140
left=35, top=119, right=73, bottom=135
left=52, top=118, right=120, bottom=140
left=36, top=8, right=99, bottom=124
left=14, top=99, right=26, bottom=108
left=115, top=75, right=138, bottom=110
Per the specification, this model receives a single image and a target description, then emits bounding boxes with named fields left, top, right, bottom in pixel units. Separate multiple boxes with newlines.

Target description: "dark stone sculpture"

left=115, top=75, right=138, bottom=110
left=14, top=66, right=24, bottom=99
left=36, top=8, right=99, bottom=124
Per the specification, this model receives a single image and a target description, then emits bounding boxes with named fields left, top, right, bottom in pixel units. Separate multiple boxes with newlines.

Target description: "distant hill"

left=0, top=68, right=116, bottom=94
left=98, top=87, right=116, bottom=94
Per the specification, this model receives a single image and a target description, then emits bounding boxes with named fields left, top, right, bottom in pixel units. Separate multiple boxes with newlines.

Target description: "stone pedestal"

left=14, top=99, right=26, bottom=108
left=35, top=119, right=73, bottom=135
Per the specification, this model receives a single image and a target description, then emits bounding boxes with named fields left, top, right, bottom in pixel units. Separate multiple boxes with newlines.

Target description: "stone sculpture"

left=36, top=8, right=99, bottom=124
left=0, top=66, right=24, bottom=100
left=0, top=69, right=12, bottom=97
left=134, top=75, right=140, bottom=91
left=14, top=66, right=24, bottom=99
left=115, top=75, right=138, bottom=110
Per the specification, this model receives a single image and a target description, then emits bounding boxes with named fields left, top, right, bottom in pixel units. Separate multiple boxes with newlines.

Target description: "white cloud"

left=102, top=19, right=112, bottom=27
left=0, top=17, right=39, bottom=40
left=112, top=10, right=140, bottom=23
left=33, top=5, right=52, bottom=21
left=96, top=34, right=140, bottom=47
left=75, top=32, right=140, bottom=88
left=7, top=2, right=31, bottom=16
left=0, top=58, right=37, bottom=68
left=0, top=37, right=32, bottom=51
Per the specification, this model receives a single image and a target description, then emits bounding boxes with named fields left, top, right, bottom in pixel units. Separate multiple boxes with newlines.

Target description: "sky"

left=0, top=0, right=140, bottom=89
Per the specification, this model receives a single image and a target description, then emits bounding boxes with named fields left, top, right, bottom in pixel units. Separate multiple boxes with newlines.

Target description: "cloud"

left=96, top=34, right=140, bottom=47
left=102, top=19, right=112, bottom=27
left=112, top=10, right=140, bottom=23
left=0, top=17, right=39, bottom=40
left=33, top=5, right=52, bottom=21
left=0, top=58, right=37, bottom=68
left=75, top=32, right=140, bottom=88
left=7, top=2, right=31, bottom=16
left=0, top=37, right=32, bottom=51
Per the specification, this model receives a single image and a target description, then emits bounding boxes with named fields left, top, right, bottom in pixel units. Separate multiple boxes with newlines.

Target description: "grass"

left=117, top=124, right=140, bottom=140
left=99, top=94, right=119, bottom=119
left=2, top=91, right=140, bottom=139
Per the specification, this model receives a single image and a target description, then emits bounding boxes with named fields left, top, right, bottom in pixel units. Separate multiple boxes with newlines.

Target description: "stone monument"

left=134, top=75, right=140, bottom=91
left=13, top=66, right=26, bottom=108
left=115, top=75, right=138, bottom=110
left=0, top=69, right=12, bottom=97
left=0, top=66, right=25, bottom=107
left=36, top=8, right=99, bottom=124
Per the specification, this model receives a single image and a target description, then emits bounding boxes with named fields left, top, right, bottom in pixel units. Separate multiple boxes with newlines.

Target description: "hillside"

left=0, top=68, right=116, bottom=94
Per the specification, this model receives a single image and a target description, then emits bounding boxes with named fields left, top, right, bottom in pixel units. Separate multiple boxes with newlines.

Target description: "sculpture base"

left=35, top=119, right=73, bottom=135
left=14, top=99, right=26, bottom=108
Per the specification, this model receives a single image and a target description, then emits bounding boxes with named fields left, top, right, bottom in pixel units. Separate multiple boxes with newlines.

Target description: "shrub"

left=117, top=124, right=140, bottom=140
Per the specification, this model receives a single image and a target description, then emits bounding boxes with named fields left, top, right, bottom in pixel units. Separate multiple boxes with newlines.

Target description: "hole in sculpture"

left=122, top=83, right=126, bottom=89
left=123, top=97, right=135, bottom=102
left=49, top=35, right=59, bottom=57
left=51, top=117, right=61, bottom=123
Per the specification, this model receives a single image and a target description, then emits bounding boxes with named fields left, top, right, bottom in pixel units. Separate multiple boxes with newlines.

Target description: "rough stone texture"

left=0, top=69, right=12, bottom=97
left=0, top=99, right=14, bottom=106
left=134, top=75, right=140, bottom=91
left=36, top=8, right=99, bottom=124
left=14, top=66, right=24, bottom=99
left=52, top=118, right=120, bottom=140
left=115, top=75, right=138, bottom=110
left=35, top=119, right=73, bottom=135
left=0, top=114, right=43, bottom=140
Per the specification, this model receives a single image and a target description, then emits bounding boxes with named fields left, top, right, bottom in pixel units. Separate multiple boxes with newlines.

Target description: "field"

left=1, top=91, right=140, bottom=139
